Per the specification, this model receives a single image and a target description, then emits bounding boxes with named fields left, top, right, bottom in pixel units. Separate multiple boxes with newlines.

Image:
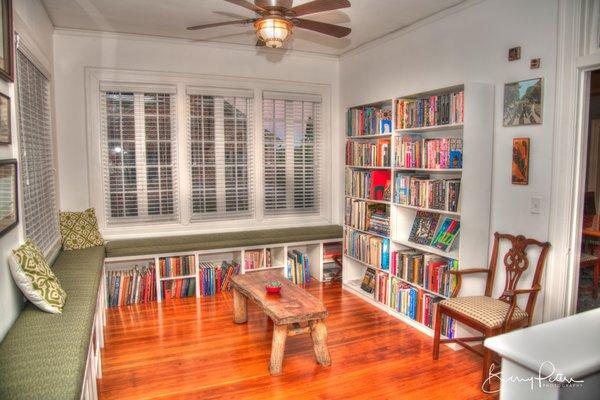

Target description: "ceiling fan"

left=187, top=0, right=352, bottom=49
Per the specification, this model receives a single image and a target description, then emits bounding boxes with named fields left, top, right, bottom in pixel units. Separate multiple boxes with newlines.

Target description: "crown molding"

left=53, top=27, right=340, bottom=61
left=339, top=0, right=486, bottom=59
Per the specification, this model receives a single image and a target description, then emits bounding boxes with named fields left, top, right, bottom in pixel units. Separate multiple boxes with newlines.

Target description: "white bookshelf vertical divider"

left=342, top=83, right=494, bottom=342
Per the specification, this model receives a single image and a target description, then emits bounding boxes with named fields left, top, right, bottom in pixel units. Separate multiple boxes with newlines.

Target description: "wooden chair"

left=432, top=232, right=551, bottom=391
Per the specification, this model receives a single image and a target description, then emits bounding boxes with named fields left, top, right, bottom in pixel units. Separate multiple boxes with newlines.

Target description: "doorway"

left=576, top=70, right=600, bottom=313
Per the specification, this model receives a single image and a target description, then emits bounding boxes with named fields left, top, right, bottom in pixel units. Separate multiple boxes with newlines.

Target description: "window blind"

left=100, top=89, right=179, bottom=224
left=188, top=91, right=254, bottom=219
left=262, top=93, right=321, bottom=215
left=16, top=49, right=60, bottom=254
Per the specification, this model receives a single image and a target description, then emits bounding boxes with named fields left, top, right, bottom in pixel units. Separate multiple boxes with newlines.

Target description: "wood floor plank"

left=98, top=281, right=497, bottom=399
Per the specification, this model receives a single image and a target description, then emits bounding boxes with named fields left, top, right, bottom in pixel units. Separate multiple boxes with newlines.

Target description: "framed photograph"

left=512, top=138, right=530, bottom=185
left=503, top=78, right=543, bottom=126
left=0, top=0, right=13, bottom=82
left=0, top=159, right=17, bottom=236
left=0, top=93, right=10, bottom=144
left=508, top=46, right=521, bottom=61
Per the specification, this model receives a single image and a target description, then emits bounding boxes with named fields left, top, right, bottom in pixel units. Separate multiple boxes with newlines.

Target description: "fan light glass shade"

left=255, top=18, right=293, bottom=48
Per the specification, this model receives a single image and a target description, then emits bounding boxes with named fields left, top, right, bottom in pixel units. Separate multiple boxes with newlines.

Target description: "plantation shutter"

left=187, top=87, right=254, bottom=220
left=16, top=48, right=60, bottom=255
left=100, top=85, right=179, bottom=224
left=262, top=91, right=321, bottom=215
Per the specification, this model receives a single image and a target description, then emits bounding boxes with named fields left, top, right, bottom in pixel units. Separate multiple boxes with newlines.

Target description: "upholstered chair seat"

left=439, top=296, right=528, bottom=329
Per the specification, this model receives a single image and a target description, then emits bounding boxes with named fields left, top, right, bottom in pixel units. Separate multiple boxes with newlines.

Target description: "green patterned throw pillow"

left=59, top=208, right=104, bottom=250
left=9, top=240, right=67, bottom=313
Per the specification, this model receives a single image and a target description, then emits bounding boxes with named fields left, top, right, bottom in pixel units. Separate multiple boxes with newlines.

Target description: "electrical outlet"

left=531, top=196, right=541, bottom=214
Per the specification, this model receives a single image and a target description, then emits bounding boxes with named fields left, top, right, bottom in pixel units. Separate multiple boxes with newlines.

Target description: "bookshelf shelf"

left=395, top=123, right=464, bottom=133
left=343, top=225, right=389, bottom=239
left=245, top=265, right=285, bottom=272
left=346, top=133, right=393, bottom=139
left=394, top=167, right=462, bottom=173
left=344, top=195, right=390, bottom=205
left=343, top=254, right=390, bottom=274
left=393, top=239, right=459, bottom=260
left=343, top=83, right=493, bottom=342
left=392, top=203, right=461, bottom=217
left=160, top=274, right=196, bottom=281
left=345, top=165, right=392, bottom=170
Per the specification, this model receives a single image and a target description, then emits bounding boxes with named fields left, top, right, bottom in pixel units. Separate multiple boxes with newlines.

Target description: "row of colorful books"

left=396, top=90, right=464, bottom=129
left=375, top=272, right=389, bottom=304
left=159, top=255, right=195, bottom=278
left=395, top=136, right=463, bottom=169
left=344, top=199, right=390, bottom=236
left=286, top=250, right=310, bottom=285
left=347, top=107, right=392, bottom=136
left=394, top=174, right=461, bottom=212
left=244, top=249, right=271, bottom=270
left=390, top=250, right=458, bottom=297
left=106, top=264, right=157, bottom=307
left=390, top=279, right=455, bottom=338
left=344, top=228, right=390, bottom=270
left=345, top=139, right=391, bottom=167
left=162, top=278, right=196, bottom=300
left=408, top=211, right=461, bottom=252
left=198, top=261, right=240, bottom=296
left=345, top=169, right=391, bottom=201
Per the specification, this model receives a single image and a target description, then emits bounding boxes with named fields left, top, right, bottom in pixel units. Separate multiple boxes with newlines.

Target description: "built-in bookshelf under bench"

left=105, top=237, right=343, bottom=306
left=343, top=84, right=493, bottom=342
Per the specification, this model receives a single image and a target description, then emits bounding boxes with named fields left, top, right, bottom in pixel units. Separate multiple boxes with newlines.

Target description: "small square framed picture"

left=0, top=158, right=17, bottom=237
left=0, top=93, right=10, bottom=144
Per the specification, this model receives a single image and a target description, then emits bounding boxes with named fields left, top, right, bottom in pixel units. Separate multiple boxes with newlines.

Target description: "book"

left=347, top=106, right=392, bottom=136
left=344, top=228, right=389, bottom=270
left=396, top=91, right=464, bottom=129
left=286, top=250, right=310, bottom=285
left=346, top=139, right=391, bottom=167
left=106, top=263, right=157, bottom=307
left=408, top=211, right=440, bottom=246
left=361, top=267, right=377, bottom=294
left=393, top=174, right=461, bottom=212
left=198, top=261, right=240, bottom=296
left=431, top=217, right=460, bottom=252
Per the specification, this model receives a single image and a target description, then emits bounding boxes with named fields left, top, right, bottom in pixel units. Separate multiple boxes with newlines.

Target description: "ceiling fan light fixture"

left=254, top=17, right=293, bottom=48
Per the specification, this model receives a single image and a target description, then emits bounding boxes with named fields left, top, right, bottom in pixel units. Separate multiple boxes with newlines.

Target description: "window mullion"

left=134, top=93, right=148, bottom=217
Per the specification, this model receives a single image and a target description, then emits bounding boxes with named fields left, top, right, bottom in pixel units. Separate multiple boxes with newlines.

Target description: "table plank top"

left=583, top=215, right=600, bottom=238
left=230, top=271, right=328, bottom=325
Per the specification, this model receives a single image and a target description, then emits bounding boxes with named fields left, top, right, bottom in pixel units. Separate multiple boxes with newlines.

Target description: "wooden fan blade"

left=293, top=18, right=351, bottom=38
left=224, top=0, right=267, bottom=14
left=286, top=0, right=351, bottom=17
left=187, top=19, right=256, bottom=30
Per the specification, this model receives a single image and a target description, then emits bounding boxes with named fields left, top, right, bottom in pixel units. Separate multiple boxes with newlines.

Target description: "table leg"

left=233, top=288, right=247, bottom=324
left=309, top=319, right=331, bottom=366
left=269, top=324, right=288, bottom=375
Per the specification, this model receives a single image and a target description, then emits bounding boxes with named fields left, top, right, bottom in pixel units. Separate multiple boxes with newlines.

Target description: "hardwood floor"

left=98, top=281, right=497, bottom=399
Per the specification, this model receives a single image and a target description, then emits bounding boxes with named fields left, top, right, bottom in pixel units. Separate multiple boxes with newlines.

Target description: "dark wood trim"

left=0, top=158, right=18, bottom=237
left=0, top=92, right=11, bottom=144
left=0, top=0, right=14, bottom=82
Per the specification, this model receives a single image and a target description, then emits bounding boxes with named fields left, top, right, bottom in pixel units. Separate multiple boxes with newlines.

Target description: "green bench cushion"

left=105, top=224, right=343, bottom=258
left=0, top=246, right=105, bottom=400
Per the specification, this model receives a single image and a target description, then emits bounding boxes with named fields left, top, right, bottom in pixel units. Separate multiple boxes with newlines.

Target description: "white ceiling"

left=41, top=0, right=466, bottom=56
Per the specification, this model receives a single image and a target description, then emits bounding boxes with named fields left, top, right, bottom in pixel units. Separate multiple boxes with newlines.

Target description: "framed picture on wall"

left=0, top=0, right=13, bottom=82
left=0, top=93, right=10, bottom=144
left=512, top=138, right=530, bottom=185
left=0, top=159, right=17, bottom=237
left=503, top=78, right=543, bottom=126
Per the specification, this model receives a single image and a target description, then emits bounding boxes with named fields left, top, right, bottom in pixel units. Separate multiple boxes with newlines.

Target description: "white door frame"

left=545, top=0, right=600, bottom=321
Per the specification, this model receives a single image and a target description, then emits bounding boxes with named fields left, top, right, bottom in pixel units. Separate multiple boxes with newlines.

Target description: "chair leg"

left=432, top=306, right=442, bottom=360
left=593, top=262, right=599, bottom=299
left=482, top=347, right=493, bottom=392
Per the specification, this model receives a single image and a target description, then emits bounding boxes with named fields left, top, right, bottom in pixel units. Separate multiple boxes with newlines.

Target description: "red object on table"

left=265, top=286, right=282, bottom=294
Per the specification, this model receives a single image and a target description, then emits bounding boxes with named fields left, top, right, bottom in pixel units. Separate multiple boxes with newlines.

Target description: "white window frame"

left=85, top=69, right=332, bottom=238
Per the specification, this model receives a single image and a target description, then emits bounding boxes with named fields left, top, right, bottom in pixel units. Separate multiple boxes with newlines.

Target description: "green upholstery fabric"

left=105, top=225, right=343, bottom=258
left=0, top=246, right=105, bottom=400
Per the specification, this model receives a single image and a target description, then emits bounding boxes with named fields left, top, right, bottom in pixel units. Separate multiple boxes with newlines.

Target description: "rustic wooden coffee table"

left=229, top=271, right=331, bottom=374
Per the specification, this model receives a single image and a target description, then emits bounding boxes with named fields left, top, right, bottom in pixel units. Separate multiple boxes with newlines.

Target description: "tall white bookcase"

left=343, top=83, right=494, bottom=340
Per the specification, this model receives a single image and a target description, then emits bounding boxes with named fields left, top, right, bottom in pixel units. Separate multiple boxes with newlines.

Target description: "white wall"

left=53, top=31, right=341, bottom=236
left=0, top=0, right=55, bottom=341
left=340, top=0, right=558, bottom=322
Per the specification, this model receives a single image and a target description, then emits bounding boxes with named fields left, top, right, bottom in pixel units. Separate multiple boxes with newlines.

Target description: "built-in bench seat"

left=0, top=246, right=105, bottom=400
left=105, top=225, right=343, bottom=258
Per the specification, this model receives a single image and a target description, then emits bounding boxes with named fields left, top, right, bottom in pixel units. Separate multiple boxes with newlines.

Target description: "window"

left=16, top=48, right=60, bottom=254
left=187, top=88, right=254, bottom=219
left=100, top=87, right=178, bottom=224
left=262, top=92, right=321, bottom=215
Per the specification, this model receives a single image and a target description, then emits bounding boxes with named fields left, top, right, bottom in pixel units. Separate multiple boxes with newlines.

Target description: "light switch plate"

left=531, top=196, right=541, bottom=214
